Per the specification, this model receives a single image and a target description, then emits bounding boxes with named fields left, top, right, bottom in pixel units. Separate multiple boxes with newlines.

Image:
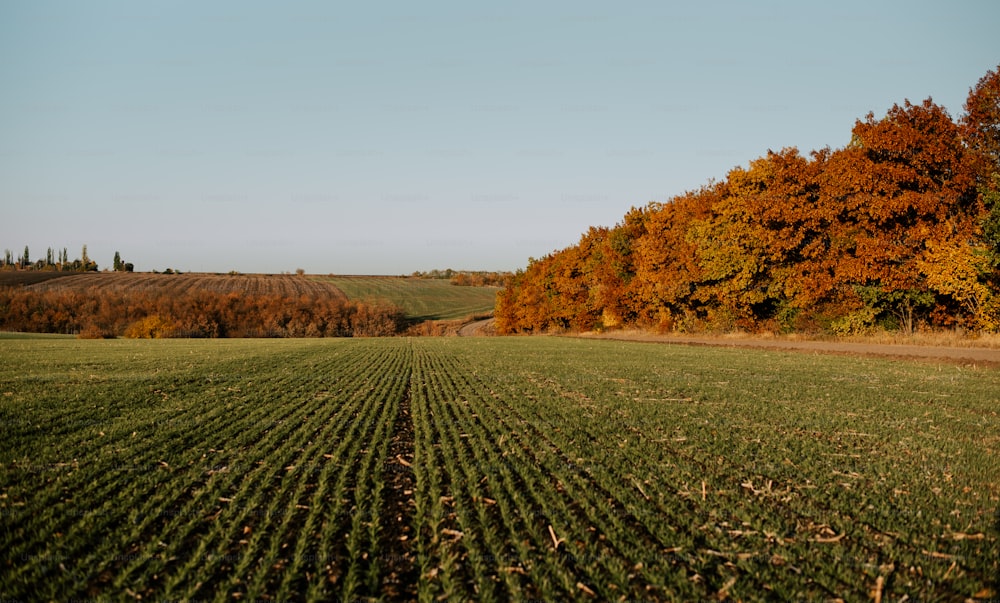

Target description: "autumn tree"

left=963, top=66, right=1000, bottom=278
left=917, top=237, right=996, bottom=330
left=495, top=68, right=1000, bottom=335
left=495, top=253, right=570, bottom=334
left=963, top=66, right=1000, bottom=179
left=0, top=288, right=406, bottom=338
left=630, top=192, right=711, bottom=330
left=682, top=148, right=835, bottom=330
left=815, top=99, right=980, bottom=332
left=493, top=273, right=521, bottom=333
left=123, top=315, right=176, bottom=338
left=81, top=245, right=95, bottom=271
left=110, top=255, right=135, bottom=272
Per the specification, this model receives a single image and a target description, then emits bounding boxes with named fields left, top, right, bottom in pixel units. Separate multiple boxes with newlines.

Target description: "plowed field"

left=18, top=272, right=348, bottom=299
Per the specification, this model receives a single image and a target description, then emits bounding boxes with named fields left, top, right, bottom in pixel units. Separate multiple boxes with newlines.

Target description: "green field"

left=1, top=337, right=997, bottom=601
left=316, top=276, right=498, bottom=321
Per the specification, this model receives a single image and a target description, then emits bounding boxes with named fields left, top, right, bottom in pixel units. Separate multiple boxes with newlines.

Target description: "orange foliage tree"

left=629, top=191, right=711, bottom=331
left=962, top=67, right=1000, bottom=295
left=824, top=99, right=981, bottom=332
left=496, top=66, right=1000, bottom=335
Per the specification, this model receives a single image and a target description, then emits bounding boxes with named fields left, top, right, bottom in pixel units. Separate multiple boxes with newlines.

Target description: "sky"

left=1, top=1, right=998, bottom=275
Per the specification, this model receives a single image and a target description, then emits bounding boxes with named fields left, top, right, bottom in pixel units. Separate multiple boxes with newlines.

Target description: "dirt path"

left=577, top=331, right=1000, bottom=366
left=457, top=317, right=495, bottom=337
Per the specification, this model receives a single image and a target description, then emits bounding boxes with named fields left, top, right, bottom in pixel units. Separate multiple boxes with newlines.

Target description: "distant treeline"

left=411, top=269, right=512, bottom=287
left=497, top=66, right=1000, bottom=335
left=0, top=244, right=132, bottom=273
left=0, top=289, right=404, bottom=338
left=449, top=271, right=511, bottom=287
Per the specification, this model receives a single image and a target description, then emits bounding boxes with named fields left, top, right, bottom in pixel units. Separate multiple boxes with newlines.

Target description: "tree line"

left=0, top=289, right=404, bottom=338
left=0, top=245, right=133, bottom=273
left=410, top=269, right=512, bottom=287
left=496, top=67, right=1000, bottom=335
left=448, top=271, right=511, bottom=287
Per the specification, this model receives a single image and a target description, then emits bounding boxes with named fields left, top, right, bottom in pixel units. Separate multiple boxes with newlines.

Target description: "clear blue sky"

left=2, top=1, right=998, bottom=274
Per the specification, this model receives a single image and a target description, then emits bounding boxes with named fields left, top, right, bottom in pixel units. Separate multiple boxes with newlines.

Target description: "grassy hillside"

left=316, top=275, right=497, bottom=321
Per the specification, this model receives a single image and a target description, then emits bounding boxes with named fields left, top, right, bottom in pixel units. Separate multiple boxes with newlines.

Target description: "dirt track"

left=576, top=331, right=1000, bottom=366
left=457, top=317, right=495, bottom=336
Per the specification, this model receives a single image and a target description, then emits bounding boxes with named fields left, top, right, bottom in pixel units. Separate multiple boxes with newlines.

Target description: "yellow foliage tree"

left=123, top=315, right=176, bottom=338
left=919, top=236, right=997, bottom=331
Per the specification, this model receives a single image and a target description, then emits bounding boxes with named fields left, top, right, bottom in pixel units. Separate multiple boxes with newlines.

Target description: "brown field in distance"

left=4, top=271, right=348, bottom=300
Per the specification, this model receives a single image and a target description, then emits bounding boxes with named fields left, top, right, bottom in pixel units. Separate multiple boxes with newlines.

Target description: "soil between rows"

left=378, top=375, right=418, bottom=600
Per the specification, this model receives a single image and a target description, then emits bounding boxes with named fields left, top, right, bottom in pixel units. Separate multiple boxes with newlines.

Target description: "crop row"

left=447, top=338, right=999, bottom=599
left=1, top=337, right=997, bottom=601
left=411, top=341, right=707, bottom=600
left=1, top=339, right=412, bottom=601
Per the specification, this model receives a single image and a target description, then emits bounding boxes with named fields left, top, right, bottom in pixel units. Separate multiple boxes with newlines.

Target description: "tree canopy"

left=497, top=67, right=1000, bottom=335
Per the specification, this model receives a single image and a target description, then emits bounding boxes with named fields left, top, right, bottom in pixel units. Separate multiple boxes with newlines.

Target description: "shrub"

left=123, top=315, right=176, bottom=339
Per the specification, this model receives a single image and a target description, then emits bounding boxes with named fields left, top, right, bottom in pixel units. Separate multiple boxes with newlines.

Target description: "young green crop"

left=1, top=336, right=997, bottom=601
left=443, top=337, right=1000, bottom=599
